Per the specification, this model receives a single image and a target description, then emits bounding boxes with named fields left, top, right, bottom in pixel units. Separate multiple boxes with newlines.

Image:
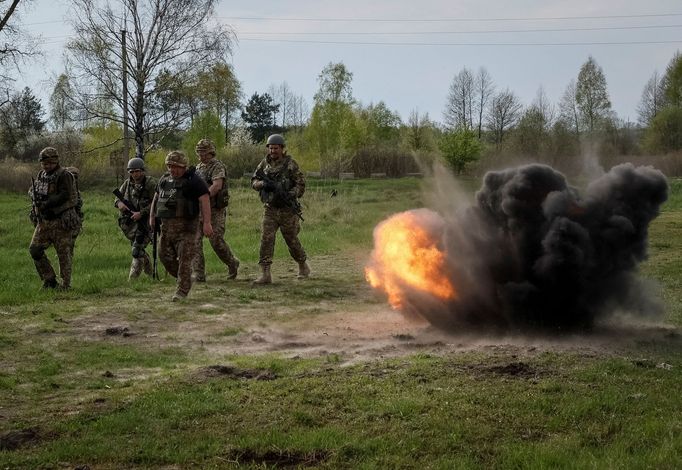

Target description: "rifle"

left=255, top=168, right=304, bottom=221
left=152, top=220, right=160, bottom=280
left=113, top=188, right=139, bottom=216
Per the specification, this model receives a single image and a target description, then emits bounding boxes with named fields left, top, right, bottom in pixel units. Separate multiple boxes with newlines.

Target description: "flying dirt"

left=366, top=163, right=669, bottom=332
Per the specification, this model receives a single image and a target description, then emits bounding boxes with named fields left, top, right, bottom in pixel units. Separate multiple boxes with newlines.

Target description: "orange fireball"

left=365, top=209, right=456, bottom=309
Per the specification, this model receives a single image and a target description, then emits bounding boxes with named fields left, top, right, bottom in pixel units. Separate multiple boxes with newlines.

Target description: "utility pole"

left=121, top=29, right=130, bottom=161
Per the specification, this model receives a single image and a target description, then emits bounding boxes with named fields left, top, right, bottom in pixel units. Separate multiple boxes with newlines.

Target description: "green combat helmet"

left=39, top=147, right=59, bottom=161
left=127, top=157, right=145, bottom=172
left=266, top=134, right=285, bottom=147
left=165, top=150, right=188, bottom=167
left=195, top=138, right=216, bottom=155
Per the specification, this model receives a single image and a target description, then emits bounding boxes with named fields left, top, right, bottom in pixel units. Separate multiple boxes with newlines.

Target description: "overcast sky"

left=10, top=0, right=682, bottom=126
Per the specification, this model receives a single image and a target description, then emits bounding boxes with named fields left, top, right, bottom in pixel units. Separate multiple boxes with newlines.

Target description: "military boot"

left=129, top=258, right=143, bottom=280
left=297, top=260, right=311, bottom=279
left=227, top=258, right=240, bottom=280
left=253, top=265, right=272, bottom=285
left=42, top=278, right=58, bottom=289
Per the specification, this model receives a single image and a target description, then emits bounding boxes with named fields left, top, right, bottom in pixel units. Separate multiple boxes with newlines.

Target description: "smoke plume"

left=368, top=163, right=669, bottom=332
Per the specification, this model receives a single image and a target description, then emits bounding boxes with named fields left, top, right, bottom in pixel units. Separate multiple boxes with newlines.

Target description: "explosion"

left=365, top=209, right=456, bottom=309
left=366, top=163, right=669, bottom=332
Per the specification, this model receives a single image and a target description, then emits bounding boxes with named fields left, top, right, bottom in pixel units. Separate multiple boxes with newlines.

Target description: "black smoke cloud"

left=410, top=163, right=668, bottom=332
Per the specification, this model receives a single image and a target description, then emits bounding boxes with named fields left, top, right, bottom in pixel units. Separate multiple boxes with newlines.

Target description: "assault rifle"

left=255, top=168, right=304, bottom=221
left=152, top=220, right=160, bottom=280
left=113, top=188, right=139, bottom=216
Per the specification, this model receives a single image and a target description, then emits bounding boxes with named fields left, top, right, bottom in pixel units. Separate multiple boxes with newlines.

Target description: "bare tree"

left=65, top=0, right=235, bottom=156
left=404, top=108, right=434, bottom=151
left=486, top=89, right=523, bottom=148
left=288, top=94, right=309, bottom=128
left=443, top=67, right=474, bottom=130
left=474, top=67, right=494, bottom=138
left=0, top=0, right=39, bottom=86
left=531, top=86, right=555, bottom=128
left=637, top=71, right=664, bottom=126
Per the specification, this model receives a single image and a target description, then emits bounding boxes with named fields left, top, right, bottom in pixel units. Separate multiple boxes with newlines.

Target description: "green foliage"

left=643, top=106, right=682, bottom=154
left=509, top=107, right=549, bottom=158
left=0, top=87, right=46, bottom=160
left=662, top=51, right=682, bottom=107
left=241, top=92, right=279, bottom=143
left=181, top=111, right=225, bottom=159
left=221, top=143, right=263, bottom=178
left=439, top=129, right=482, bottom=174
left=575, top=56, right=612, bottom=134
left=306, top=101, right=355, bottom=175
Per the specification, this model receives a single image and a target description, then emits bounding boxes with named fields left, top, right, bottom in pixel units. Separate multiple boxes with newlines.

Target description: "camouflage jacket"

left=252, top=154, right=305, bottom=200
left=196, top=158, right=228, bottom=209
left=115, top=175, right=157, bottom=220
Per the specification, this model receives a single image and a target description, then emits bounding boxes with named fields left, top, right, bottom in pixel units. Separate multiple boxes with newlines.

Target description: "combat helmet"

left=266, top=134, right=285, bottom=147
left=165, top=150, right=188, bottom=167
left=195, top=138, right=216, bottom=155
left=39, top=147, right=59, bottom=161
left=127, top=157, right=145, bottom=172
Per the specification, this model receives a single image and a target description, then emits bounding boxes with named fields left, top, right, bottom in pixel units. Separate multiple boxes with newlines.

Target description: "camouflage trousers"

left=29, top=218, right=78, bottom=288
left=159, top=217, right=200, bottom=296
left=193, top=208, right=238, bottom=277
left=259, top=206, right=307, bottom=266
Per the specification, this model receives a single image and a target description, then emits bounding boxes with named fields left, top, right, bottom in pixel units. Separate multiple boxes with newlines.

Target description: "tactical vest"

left=123, top=176, right=154, bottom=210
left=37, top=167, right=76, bottom=218
left=155, top=174, right=199, bottom=219
left=259, top=159, right=294, bottom=208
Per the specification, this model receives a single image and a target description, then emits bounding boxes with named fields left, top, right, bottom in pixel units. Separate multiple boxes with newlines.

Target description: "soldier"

left=115, top=157, right=157, bottom=280
left=192, top=138, right=240, bottom=282
left=28, top=147, right=82, bottom=290
left=251, top=134, right=310, bottom=284
left=149, top=151, right=213, bottom=301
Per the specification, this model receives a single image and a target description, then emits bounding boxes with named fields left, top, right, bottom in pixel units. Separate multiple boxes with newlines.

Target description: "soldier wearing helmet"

left=149, top=150, right=213, bottom=301
left=192, top=138, right=240, bottom=282
left=114, top=157, right=158, bottom=280
left=28, top=147, right=81, bottom=290
left=250, top=134, right=310, bottom=284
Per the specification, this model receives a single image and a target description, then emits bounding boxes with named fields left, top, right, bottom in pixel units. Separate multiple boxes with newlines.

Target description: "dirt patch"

left=0, top=427, right=41, bottom=451
left=58, top=290, right=682, bottom=368
left=198, top=365, right=277, bottom=381
left=484, top=361, right=539, bottom=378
left=225, top=448, right=330, bottom=468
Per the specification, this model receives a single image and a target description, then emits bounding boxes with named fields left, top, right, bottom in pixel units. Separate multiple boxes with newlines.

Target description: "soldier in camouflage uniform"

left=28, top=147, right=82, bottom=289
left=115, top=157, right=157, bottom=280
left=149, top=151, right=213, bottom=301
left=192, top=138, right=240, bottom=282
left=251, top=134, right=310, bottom=284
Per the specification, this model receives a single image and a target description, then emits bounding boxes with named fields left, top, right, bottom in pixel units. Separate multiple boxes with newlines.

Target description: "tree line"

left=1, top=0, right=681, bottom=179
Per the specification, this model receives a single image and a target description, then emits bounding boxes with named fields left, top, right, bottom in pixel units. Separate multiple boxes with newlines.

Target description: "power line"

left=240, top=38, right=682, bottom=46
left=237, top=24, right=682, bottom=36
left=220, top=13, right=682, bottom=23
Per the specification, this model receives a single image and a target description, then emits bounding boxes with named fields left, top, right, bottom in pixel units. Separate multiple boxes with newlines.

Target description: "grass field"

left=0, top=174, right=681, bottom=469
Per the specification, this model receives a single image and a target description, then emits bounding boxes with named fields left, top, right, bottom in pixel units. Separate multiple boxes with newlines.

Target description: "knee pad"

left=29, top=245, right=45, bottom=261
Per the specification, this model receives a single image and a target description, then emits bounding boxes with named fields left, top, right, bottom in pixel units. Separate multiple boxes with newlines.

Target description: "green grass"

left=0, top=175, right=681, bottom=468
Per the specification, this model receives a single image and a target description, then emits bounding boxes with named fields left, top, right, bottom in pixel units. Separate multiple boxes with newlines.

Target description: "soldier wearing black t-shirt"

left=149, top=151, right=213, bottom=301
